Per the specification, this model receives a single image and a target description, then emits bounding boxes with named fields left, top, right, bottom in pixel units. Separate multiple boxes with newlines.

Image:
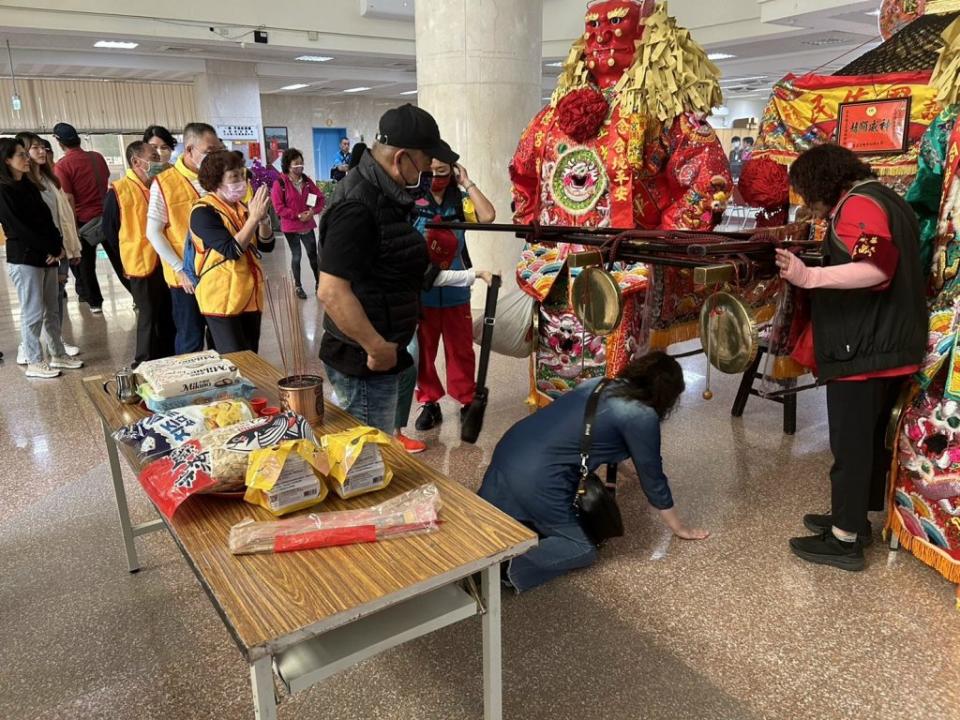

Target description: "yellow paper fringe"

left=552, top=2, right=722, bottom=121
left=929, top=15, right=960, bottom=105
left=887, top=509, right=960, bottom=583
left=928, top=0, right=960, bottom=15
left=647, top=319, right=700, bottom=350
left=768, top=355, right=808, bottom=380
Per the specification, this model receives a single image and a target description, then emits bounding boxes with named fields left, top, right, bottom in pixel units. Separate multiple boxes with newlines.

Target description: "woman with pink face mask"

left=187, top=150, right=275, bottom=353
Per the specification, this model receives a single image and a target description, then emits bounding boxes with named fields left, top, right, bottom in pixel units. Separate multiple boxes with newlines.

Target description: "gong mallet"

left=461, top=273, right=502, bottom=444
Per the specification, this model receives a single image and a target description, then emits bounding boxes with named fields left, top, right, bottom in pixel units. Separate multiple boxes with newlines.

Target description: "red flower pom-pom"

left=738, top=158, right=789, bottom=210
left=557, top=88, right=609, bottom=143
left=738, top=158, right=790, bottom=227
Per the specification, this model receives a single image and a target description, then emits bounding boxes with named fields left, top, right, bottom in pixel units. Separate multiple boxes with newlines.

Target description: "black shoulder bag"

left=573, top=379, right=624, bottom=546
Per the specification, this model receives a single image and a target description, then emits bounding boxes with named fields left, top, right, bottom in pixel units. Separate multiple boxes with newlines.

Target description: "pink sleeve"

left=802, top=261, right=889, bottom=290
left=271, top=179, right=297, bottom=221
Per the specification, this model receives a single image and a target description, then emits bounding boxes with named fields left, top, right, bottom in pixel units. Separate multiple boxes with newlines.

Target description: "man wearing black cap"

left=52, top=122, right=125, bottom=313
left=316, top=104, right=459, bottom=432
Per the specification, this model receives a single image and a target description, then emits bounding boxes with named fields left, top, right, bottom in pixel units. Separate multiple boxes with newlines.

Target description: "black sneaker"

left=295, top=286, right=307, bottom=300
left=789, top=532, right=865, bottom=571
left=415, top=402, right=443, bottom=431
left=803, top=513, right=873, bottom=546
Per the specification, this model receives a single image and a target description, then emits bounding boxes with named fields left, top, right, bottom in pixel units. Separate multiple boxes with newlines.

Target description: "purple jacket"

left=271, top=174, right=324, bottom=233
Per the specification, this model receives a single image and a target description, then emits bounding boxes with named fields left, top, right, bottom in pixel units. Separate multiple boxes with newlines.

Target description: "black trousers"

left=284, top=231, right=319, bottom=289
left=70, top=240, right=104, bottom=307
left=129, top=266, right=176, bottom=364
left=826, top=377, right=904, bottom=535
left=101, top=236, right=132, bottom=294
left=204, top=311, right=262, bottom=354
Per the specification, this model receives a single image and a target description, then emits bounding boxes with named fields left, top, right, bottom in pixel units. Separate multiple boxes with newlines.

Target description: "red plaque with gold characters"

left=837, top=97, right=912, bottom=154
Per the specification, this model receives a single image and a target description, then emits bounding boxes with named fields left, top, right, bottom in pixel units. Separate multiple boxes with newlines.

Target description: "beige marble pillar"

left=194, top=60, right=265, bottom=162
left=415, top=0, right=544, bottom=285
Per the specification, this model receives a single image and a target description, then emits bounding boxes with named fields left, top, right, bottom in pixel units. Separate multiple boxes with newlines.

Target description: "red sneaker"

left=395, top=431, right=426, bottom=454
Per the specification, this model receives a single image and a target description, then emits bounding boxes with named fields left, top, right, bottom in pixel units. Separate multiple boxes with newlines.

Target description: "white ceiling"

left=0, top=1, right=888, bottom=103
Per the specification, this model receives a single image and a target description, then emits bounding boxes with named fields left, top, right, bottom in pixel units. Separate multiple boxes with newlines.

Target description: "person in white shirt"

left=145, top=122, right=223, bottom=353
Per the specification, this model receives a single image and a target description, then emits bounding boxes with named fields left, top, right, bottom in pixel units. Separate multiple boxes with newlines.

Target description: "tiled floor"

left=2, top=245, right=958, bottom=720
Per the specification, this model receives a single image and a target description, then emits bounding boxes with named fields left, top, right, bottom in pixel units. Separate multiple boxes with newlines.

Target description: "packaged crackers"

left=244, top=440, right=330, bottom=516
left=320, top=426, right=394, bottom=499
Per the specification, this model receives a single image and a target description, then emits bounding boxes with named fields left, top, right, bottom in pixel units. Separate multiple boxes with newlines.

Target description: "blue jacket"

left=485, top=377, right=674, bottom=527
left=413, top=189, right=471, bottom=308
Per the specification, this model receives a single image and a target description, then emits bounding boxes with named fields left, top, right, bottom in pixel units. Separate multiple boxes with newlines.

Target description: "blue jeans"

left=8, top=263, right=66, bottom=364
left=478, top=466, right=597, bottom=592
left=394, top=336, right=419, bottom=431
left=171, top=287, right=206, bottom=354
left=324, top=364, right=400, bottom=433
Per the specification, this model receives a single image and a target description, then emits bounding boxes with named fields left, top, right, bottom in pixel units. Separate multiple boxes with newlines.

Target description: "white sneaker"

left=16, top=344, right=27, bottom=365
left=49, top=355, right=84, bottom=370
left=62, top=343, right=80, bottom=357
left=90, top=306, right=103, bottom=315
left=26, top=362, right=60, bottom=379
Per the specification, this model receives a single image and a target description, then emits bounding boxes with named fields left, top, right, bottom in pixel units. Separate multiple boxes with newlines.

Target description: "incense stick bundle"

left=265, top=276, right=309, bottom=378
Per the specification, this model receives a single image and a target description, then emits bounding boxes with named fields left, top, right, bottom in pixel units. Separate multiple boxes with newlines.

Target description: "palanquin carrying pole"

left=426, top=221, right=825, bottom=271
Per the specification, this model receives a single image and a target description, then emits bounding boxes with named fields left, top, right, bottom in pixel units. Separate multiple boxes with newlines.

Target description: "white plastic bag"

left=472, top=282, right=535, bottom=359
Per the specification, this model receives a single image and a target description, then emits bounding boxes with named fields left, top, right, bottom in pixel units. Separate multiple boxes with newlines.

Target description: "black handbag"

left=573, top=379, right=624, bottom=546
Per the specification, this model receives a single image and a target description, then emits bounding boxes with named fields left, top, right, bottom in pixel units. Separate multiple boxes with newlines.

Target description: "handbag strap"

left=579, top=378, right=612, bottom=478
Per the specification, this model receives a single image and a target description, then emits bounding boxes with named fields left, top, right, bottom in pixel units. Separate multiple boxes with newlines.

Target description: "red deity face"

left=583, top=0, right=653, bottom=88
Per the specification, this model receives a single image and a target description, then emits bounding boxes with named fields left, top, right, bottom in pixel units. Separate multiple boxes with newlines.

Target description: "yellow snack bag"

left=200, top=399, right=251, bottom=430
left=320, top=426, right=394, bottom=499
left=244, top=439, right=330, bottom=516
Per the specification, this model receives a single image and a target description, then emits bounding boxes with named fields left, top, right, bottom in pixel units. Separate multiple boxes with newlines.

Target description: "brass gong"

left=699, top=291, right=759, bottom=374
left=572, top=267, right=623, bottom=336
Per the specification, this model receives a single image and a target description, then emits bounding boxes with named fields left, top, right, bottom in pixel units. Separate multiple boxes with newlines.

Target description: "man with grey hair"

left=316, top=104, right=457, bottom=432
left=146, top=122, right=223, bottom=353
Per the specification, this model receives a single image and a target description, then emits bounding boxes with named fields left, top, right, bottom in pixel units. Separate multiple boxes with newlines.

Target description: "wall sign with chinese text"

left=216, top=124, right=259, bottom=141
left=836, top=98, right=911, bottom=155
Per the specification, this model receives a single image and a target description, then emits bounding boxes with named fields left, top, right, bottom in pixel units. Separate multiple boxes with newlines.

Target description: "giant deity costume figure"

left=510, top=0, right=733, bottom=399
left=888, top=15, right=960, bottom=601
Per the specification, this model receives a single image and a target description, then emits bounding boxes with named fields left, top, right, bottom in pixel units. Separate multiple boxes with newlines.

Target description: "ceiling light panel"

left=95, top=40, right=139, bottom=49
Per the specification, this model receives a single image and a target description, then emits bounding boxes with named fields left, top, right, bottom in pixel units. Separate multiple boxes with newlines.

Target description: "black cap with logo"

left=52, top=122, right=81, bottom=143
left=376, top=104, right=458, bottom=165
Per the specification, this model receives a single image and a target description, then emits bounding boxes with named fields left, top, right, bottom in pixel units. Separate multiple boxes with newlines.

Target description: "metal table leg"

left=481, top=563, right=503, bottom=720
left=102, top=417, right=141, bottom=573
left=250, top=655, right=278, bottom=720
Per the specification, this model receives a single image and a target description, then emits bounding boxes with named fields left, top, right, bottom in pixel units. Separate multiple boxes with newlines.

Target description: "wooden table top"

left=83, top=352, right=536, bottom=661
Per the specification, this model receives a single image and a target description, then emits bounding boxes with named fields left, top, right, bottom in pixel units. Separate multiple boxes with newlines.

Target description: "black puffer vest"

left=319, top=151, right=429, bottom=374
left=811, top=180, right=926, bottom=381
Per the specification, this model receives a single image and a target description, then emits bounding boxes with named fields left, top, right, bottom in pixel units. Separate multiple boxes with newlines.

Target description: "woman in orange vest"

left=188, top=150, right=274, bottom=353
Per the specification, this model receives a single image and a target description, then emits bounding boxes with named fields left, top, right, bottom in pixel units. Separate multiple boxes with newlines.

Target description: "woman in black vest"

left=776, top=144, right=926, bottom=571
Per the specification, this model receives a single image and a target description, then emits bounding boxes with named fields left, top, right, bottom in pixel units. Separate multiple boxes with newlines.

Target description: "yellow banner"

left=754, top=72, right=941, bottom=176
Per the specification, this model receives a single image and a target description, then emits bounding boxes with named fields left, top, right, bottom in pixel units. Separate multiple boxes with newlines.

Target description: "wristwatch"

left=463, top=181, right=477, bottom=191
